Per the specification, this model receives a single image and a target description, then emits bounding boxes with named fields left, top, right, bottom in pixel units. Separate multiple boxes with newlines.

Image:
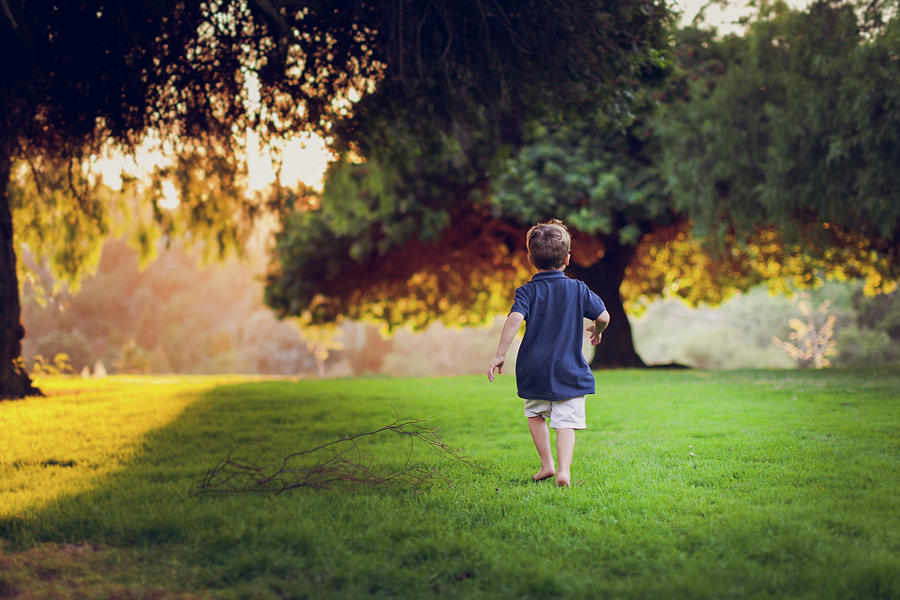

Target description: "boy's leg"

left=548, top=396, right=584, bottom=487
left=555, top=428, right=575, bottom=487
left=527, top=416, right=556, bottom=481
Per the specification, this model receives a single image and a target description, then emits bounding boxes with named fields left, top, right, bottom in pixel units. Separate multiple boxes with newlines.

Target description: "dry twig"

left=190, top=414, right=479, bottom=495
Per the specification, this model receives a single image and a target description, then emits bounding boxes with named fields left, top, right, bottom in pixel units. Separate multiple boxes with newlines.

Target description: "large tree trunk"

left=568, top=235, right=646, bottom=369
left=0, top=147, right=41, bottom=400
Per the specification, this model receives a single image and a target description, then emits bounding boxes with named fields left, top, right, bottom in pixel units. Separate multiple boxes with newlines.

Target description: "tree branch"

left=250, top=0, right=290, bottom=36
left=1, top=0, right=18, bottom=30
left=190, top=414, right=481, bottom=495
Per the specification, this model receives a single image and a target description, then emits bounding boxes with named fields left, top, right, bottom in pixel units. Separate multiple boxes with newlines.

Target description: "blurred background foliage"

left=264, top=0, right=899, bottom=369
left=633, top=282, right=900, bottom=369
left=20, top=238, right=316, bottom=376
left=11, top=0, right=900, bottom=380
left=21, top=235, right=900, bottom=374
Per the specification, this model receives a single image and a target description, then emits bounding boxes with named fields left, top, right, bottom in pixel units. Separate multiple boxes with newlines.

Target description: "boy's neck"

left=537, top=267, right=566, bottom=273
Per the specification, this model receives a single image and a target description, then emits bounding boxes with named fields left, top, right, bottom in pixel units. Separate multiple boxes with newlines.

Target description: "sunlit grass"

left=0, top=375, right=256, bottom=519
left=1, top=369, right=899, bottom=599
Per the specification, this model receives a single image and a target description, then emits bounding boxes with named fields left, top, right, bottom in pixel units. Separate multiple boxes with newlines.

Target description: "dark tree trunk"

left=568, top=235, right=646, bottom=369
left=0, top=146, right=41, bottom=400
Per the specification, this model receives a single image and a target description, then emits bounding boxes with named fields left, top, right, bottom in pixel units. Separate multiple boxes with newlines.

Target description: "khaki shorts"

left=523, top=396, right=586, bottom=429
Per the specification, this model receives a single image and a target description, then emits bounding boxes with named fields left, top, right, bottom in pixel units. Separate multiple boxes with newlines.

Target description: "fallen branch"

left=190, top=414, right=480, bottom=495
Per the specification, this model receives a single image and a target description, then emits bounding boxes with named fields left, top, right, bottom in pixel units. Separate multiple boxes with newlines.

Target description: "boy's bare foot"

left=533, top=467, right=556, bottom=481
left=556, top=472, right=571, bottom=487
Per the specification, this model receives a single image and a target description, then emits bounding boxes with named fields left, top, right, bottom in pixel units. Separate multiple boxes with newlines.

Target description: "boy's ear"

left=564, top=253, right=571, bottom=267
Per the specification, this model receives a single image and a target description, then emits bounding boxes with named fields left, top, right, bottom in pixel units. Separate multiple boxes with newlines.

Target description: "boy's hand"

left=587, top=312, right=609, bottom=346
left=488, top=311, right=523, bottom=382
left=487, top=356, right=505, bottom=382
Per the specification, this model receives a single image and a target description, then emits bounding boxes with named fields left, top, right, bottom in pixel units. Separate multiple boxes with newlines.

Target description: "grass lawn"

left=1, top=369, right=899, bottom=599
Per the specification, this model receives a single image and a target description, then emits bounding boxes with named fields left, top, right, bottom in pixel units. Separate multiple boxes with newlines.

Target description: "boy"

left=487, top=219, right=609, bottom=487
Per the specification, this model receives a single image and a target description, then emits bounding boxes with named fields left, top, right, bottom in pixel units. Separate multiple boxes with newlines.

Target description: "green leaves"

left=10, top=158, right=119, bottom=292
left=492, top=113, right=673, bottom=243
left=11, top=145, right=255, bottom=293
left=659, top=3, right=900, bottom=273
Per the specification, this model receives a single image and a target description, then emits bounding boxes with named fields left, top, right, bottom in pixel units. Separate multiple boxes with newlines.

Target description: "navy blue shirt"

left=510, top=270, right=606, bottom=401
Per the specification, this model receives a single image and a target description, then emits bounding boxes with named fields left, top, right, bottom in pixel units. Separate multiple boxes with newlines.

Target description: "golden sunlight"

left=160, top=180, right=180, bottom=210
left=246, top=131, right=332, bottom=192
left=0, top=377, right=242, bottom=517
left=92, top=133, right=331, bottom=199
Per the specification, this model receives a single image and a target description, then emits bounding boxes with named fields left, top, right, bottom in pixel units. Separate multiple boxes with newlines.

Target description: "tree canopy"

left=265, top=0, right=899, bottom=368
left=659, top=1, right=900, bottom=289
left=0, top=0, right=671, bottom=398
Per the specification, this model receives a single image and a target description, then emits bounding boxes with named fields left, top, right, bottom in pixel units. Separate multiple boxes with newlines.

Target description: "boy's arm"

left=488, top=311, right=525, bottom=382
left=587, top=310, right=610, bottom=345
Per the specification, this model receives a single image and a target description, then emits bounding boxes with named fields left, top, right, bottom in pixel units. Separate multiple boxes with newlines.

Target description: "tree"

left=262, top=3, right=673, bottom=367
left=658, top=1, right=900, bottom=287
left=262, top=22, right=709, bottom=369
left=266, top=2, right=899, bottom=369
left=260, top=26, right=681, bottom=368
left=263, top=83, right=768, bottom=369
left=3, top=1, right=668, bottom=398
left=2, top=1, right=302, bottom=398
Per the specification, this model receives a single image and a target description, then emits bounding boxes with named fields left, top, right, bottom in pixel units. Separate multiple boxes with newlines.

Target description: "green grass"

left=2, top=369, right=899, bottom=599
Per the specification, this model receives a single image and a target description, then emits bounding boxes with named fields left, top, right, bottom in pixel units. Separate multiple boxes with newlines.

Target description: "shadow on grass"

left=0, top=380, right=494, bottom=597
left=3, top=379, right=445, bottom=543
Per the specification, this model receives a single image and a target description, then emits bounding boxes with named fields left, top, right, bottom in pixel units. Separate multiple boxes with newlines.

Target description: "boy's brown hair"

left=526, top=219, right=571, bottom=270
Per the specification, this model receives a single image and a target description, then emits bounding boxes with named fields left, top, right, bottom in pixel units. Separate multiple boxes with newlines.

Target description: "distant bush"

left=31, top=353, right=74, bottom=375
left=631, top=282, right=900, bottom=370
left=836, top=328, right=898, bottom=366
left=21, top=239, right=317, bottom=375
left=28, top=330, right=92, bottom=372
left=833, top=288, right=900, bottom=367
left=632, top=287, right=797, bottom=369
left=771, top=294, right=838, bottom=368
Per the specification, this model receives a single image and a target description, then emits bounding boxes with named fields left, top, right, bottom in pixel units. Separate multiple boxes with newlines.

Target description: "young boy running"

left=487, top=219, right=609, bottom=487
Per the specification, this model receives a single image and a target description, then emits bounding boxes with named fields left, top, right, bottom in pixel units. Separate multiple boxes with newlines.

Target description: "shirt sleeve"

left=581, top=282, right=606, bottom=320
left=510, top=286, right=530, bottom=320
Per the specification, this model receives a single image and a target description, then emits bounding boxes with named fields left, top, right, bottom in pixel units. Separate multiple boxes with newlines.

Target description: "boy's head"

left=526, top=219, right=571, bottom=270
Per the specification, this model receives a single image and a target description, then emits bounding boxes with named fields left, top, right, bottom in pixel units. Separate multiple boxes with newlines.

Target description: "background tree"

left=2, top=1, right=669, bottom=398
left=263, top=21, right=733, bottom=368
left=2, top=0, right=306, bottom=398
left=263, top=3, right=672, bottom=367
left=261, top=28, right=693, bottom=368
left=20, top=238, right=320, bottom=376
left=658, top=0, right=900, bottom=289
left=266, top=1, right=899, bottom=368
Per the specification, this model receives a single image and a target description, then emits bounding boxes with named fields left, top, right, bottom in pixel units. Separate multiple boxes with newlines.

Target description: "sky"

left=673, top=0, right=758, bottom=32
left=674, top=0, right=813, bottom=32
